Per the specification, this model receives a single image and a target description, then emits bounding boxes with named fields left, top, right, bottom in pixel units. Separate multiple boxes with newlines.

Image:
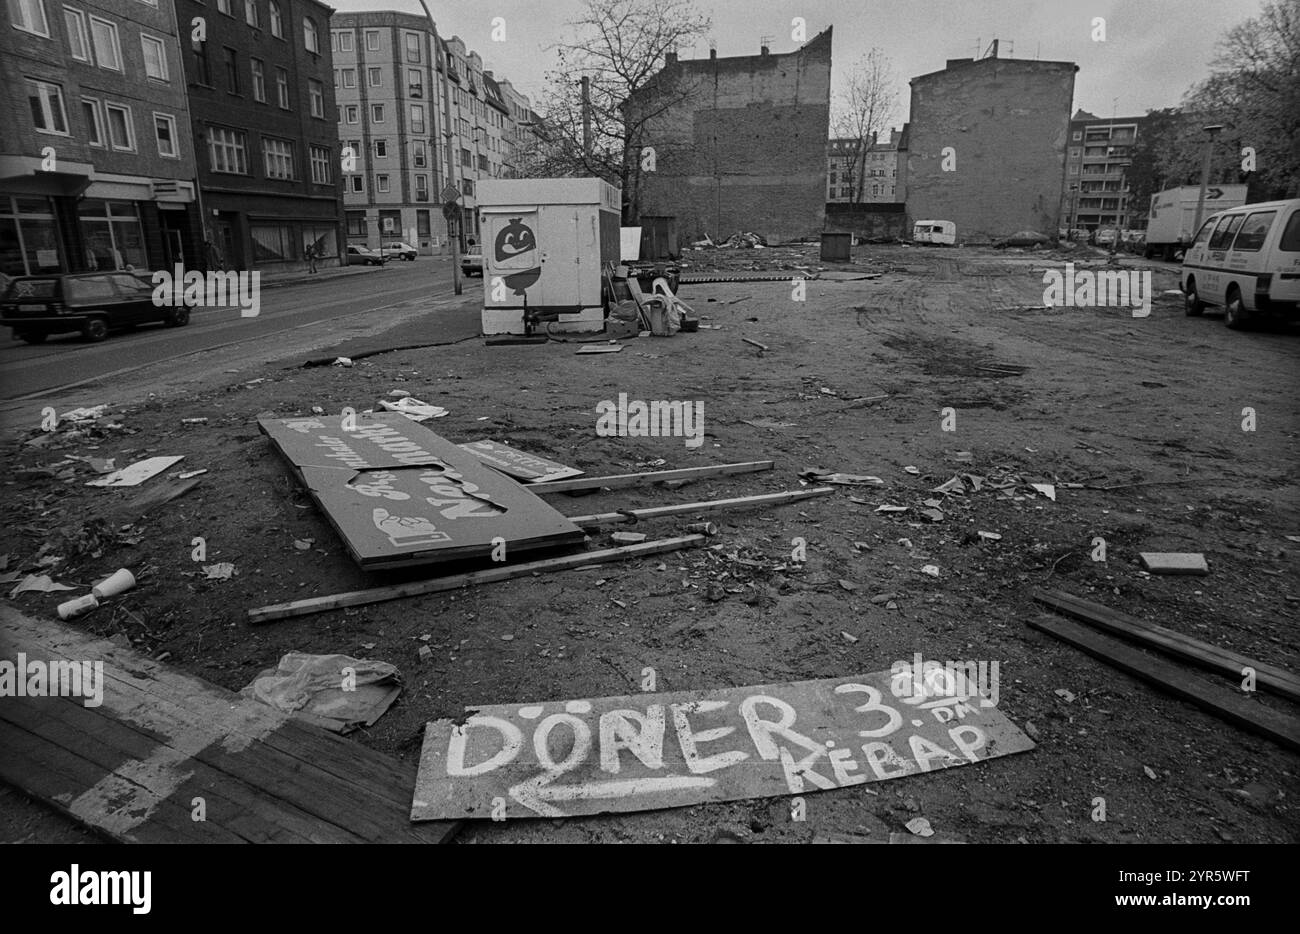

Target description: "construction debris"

left=1139, top=552, right=1209, bottom=575
left=87, top=456, right=185, bottom=488
left=240, top=652, right=402, bottom=733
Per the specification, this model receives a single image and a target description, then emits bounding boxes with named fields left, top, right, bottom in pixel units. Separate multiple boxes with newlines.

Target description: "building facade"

left=905, top=52, right=1077, bottom=242
left=828, top=129, right=903, bottom=203
left=177, top=0, right=343, bottom=272
left=1, top=0, right=202, bottom=278
left=1061, top=109, right=1145, bottom=233
left=628, top=29, right=833, bottom=245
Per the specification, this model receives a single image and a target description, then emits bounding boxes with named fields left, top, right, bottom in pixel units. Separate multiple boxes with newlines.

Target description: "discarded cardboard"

left=1139, top=552, right=1209, bottom=575
left=459, top=440, right=583, bottom=484
left=411, top=668, right=1033, bottom=820
left=576, top=343, right=624, bottom=354
left=86, top=456, right=184, bottom=488
left=377, top=398, right=448, bottom=421
left=258, top=414, right=585, bottom=570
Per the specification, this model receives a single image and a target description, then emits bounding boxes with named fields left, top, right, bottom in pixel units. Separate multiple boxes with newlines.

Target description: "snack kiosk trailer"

left=477, top=178, right=622, bottom=335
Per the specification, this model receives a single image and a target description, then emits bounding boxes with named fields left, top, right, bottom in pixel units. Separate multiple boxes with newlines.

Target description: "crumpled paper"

left=241, top=652, right=402, bottom=733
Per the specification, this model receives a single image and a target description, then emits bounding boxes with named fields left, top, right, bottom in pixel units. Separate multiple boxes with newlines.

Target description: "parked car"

left=461, top=250, right=483, bottom=277
left=345, top=245, right=386, bottom=266
left=1181, top=198, right=1300, bottom=330
left=1093, top=227, right=1119, bottom=247
left=0, top=271, right=188, bottom=343
left=381, top=241, right=419, bottom=261
left=1121, top=230, right=1146, bottom=254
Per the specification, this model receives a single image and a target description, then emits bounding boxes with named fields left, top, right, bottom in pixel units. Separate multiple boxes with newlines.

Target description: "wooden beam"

left=1033, top=589, right=1300, bottom=703
left=1028, top=614, right=1300, bottom=753
left=565, top=487, right=835, bottom=528
left=528, top=460, right=774, bottom=494
left=249, top=535, right=705, bottom=624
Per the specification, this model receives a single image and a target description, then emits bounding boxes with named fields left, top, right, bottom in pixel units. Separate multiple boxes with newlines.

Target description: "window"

left=10, top=0, right=50, bottom=35
left=308, top=79, right=323, bottom=117
left=216, top=0, right=230, bottom=12
left=408, top=68, right=423, bottom=95
left=1280, top=212, right=1300, bottom=252
left=222, top=47, right=239, bottom=93
left=367, top=66, right=381, bottom=87
left=276, top=67, right=289, bottom=108
left=341, top=68, right=356, bottom=88
left=264, top=138, right=294, bottom=179
left=461, top=178, right=473, bottom=196
left=410, top=104, right=425, bottom=134
left=310, top=145, right=331, bottom=183
left=191, top=37, right=210, bottom=84
left=371, top=103, right=384, bottom=122
left=142, top=35, right=168, bottom=80
left=88, top=16, right=121, bottom=71
left=373, top=139, right=387, bottom=158
left=338, top=31, right=353, bottom=52
left=1072, top=130, right=1082, bottom=140
left=303, top=17, right=318, bottom=53
left=104, top=103, right=134, bottom=150
left=81, top=97, right=103, bottom=145
left=1068, top=165, right=1078, bottom=175
left=478, top=153, right=488, bottom=172
left=460, top=147, right=470, bottom=167
left=376, top=174, right=389, bottom=192
left=154, top=112, right=177, bottom=156
left=344, top=105, right=358, bottom=124
left=415, top=175, right=428, bottom=199
left=208, top=126, right=247, bottom=174
left=346, top=212, right=366, bottom=236
left=63, top=7, right=89, bottom=60
left=268, top=0, right=281, bottom=37
left=251, top=59, right=265, bottom=101
left=416, top=210, right=430, bottom=237
left=244, top=0, right=258, bottom=28
left=349, top=175, right=363, bottom=192
left=413, top=141, right=426, bottom=167
left=26, top=78, right=68, bottom=134
left=1208, top=214, right=1244, bottom=251
left=1230, top=211, right=1276, bottom=252
left=405, top=32, right=420, bottom=62
left=365, top=30, right=379, bottom=51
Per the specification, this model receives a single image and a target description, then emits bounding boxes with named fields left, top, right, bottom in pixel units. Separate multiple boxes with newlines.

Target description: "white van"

left=913, top=220, right=956, bottom=246
left=1181, top=199, right=1300, bottom=329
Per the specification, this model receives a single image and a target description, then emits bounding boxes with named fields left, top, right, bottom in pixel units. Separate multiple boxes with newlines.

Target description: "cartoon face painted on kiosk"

left=495, top=217, right=541, bottom=294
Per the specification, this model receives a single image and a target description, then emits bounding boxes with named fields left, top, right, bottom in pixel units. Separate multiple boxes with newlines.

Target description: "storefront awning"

left=0, top=155, right=94, bottom=196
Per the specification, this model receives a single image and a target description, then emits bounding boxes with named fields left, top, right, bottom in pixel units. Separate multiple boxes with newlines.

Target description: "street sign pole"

left=444, top=199, right=462, bottom=296
left=417, top=0, right=462, bottom=296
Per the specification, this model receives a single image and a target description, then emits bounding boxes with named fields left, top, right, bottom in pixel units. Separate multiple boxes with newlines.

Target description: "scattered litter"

left=176, top=469, right=208, bottom=480
left=951, top=451, right=973, bottom=462
left=241, top=652, right=401, bottom=733
left=91, top=568, right=135, bottom=599
left=838, top=579, right=860, bottom=591
left=1139, top=552, right=1209, bottom=575
left=905, top=817, right=934, bottom=838
left=978, top=531, right=1002, bottom=542
left=964, top=474, right=985, bottom=491
left=1286, top=535, right=1300, bottom=544
left=311, top=406, right=325, bottom=415
left=919, top=508, right=944, bottom=522
left=903, top=466, right=920, bottom=475
left=876, top=505, right=908, bottom=514
left=611, top=531, right=648, bottom=545
left=9, top=575, right=76, bottom=598
left=841, top=631, right=859, bottom=643
left=685, top=521, right=719, bottom=536
left=57, top=593, right=99, bottom=620
left=68, top=455, right=117, bottom=474
left=388, top=389, right=412, bottom=398
left=932, top=476, right=965, bottom=495
left=920, top=565, right=940, bottom=577
left=800, top=468, right=883, bottom=486
left=294, top=539, right=314, bottom=550
left=1143, top=766, right=1159, bottom=781
left=1030, top=483, right=1056, bottom=502
left=576, top=343, right=624, bottom=354
left=203, top=562, right=236, bottom=580
left=743, top=419, right=796, bottom=430
left=181, top=418, right=208, bottom=425
left=500, top=633, right=515, bottom=642
left=1024, top=721, right=1041, bottom=740
left=418, top=645, right=433, bottom=660
left=333, top=357, right=354, bottom=367
left=1055, top=688, right=1076, bottom=703
left=87, top=456, right=184, bottom=488
left=870, top=593, right=896, bottom=605
left=59, top=405, right=107, bottom=423
left=741, top=338, right=769, bottom=352
left=377, top=397, right=448, bottom=421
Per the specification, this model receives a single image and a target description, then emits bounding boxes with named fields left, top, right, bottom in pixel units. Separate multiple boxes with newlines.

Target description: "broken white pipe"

left=92, top=568, right=136, bottom=600
left=57, top=593, right=99, bottom=620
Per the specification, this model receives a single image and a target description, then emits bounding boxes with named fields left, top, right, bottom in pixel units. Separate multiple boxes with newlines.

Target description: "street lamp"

left=1192, top=124, right=1225, bottom=240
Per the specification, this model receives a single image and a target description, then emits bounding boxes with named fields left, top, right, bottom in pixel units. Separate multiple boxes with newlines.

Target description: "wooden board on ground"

left=411, top=666, right=1034, bottom=821
left=1028, top=614, right=1300, bottom=753
left=527, top=460, right=773, bottom=494
left=0, top=606, right=459, bottom=843
left=1033, top=589, right=1300, bottom=703
left=459, top=440, right=583, bottom=483
left=1139, top=552, right=1209, bottom=575
left=259, top=414, right=585, bottom=570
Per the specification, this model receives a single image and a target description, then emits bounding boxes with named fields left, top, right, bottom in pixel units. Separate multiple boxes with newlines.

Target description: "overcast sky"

left=333, top=0, right=1266, bottom=122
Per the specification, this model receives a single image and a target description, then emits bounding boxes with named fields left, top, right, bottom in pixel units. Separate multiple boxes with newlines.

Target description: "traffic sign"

left=441, top=184, right=461, bottom=203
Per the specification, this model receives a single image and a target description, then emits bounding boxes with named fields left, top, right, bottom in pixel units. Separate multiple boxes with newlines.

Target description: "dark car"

left=0, top=272, right=188, bottom=343
left=345, top=245, right=386, bottom=266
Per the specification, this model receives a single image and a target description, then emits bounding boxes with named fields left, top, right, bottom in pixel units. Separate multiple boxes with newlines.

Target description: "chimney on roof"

left=709, top=46, right=716, bottom=59
left=760, top=35, right=772, bottom=55
left=760, top=43, right=769, bottom=55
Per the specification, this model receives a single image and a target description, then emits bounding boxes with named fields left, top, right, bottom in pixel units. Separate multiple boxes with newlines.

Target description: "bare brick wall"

left=633, top=29, right=832, bottom=246
left=905, top=58, right=1076, bottom=242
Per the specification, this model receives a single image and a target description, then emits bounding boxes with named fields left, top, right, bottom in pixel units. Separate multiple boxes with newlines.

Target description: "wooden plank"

left=0, top=607, right=460, bottom=843
left=1028, top=614, right=1300, bottom=753
left=1033, top=589, right=1300, bottom=703
left=527, top=460, right=773, bottom=494
left=411, top=667, right=1034, bottom=821
left=248, top=534, right=706, bottom=624
left=566, top=487, right=835, bottom=528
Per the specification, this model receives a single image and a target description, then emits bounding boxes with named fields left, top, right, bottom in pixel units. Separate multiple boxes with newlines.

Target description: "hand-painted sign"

left=459, top=440, right=583, bottom=483
left=492, top=215, right=541, bottom=295
left=411, top=665, right=1034, bottom=821
left=259, top=414, right=586, bottom=570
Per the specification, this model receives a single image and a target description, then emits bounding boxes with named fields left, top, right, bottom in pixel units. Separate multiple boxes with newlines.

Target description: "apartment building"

left=177, top=0, right=343, bottom=272
left=828, top=129, right=904, bottom=203
left=1062, top=109, right=1146, bottom=232
left=0, top=0, right=201, bottom=277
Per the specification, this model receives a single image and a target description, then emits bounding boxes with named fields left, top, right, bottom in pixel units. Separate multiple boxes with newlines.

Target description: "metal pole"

left=1192, top=125, right=1223, bottom=240
left=581, top=75, right=592, bottom=162
left=417, top=0, right=461, bottom=294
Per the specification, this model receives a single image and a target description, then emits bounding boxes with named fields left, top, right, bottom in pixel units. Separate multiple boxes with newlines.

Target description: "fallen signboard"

left=259, top=414, right=586, bottom=570
left=411, top=666, right=1034, bottom=821
left=459, top=439, right=583, bottom=483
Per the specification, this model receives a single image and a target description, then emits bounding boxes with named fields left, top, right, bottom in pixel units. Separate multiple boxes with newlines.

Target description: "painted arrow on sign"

left=1207, top=187, right=1224, bottom=199
left=509, top=773, right=716, bottom=817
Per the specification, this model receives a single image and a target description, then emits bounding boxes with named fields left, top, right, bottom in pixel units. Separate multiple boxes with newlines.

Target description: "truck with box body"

left=1145, top=184, right=1247, bottom=260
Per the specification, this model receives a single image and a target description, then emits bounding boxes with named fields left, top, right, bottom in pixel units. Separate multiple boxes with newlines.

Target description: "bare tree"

left=832, top=49, right=899, bottom=202
left=529, top=0, right=710, bottom=221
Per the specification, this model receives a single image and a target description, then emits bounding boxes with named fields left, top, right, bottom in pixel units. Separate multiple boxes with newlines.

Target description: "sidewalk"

left=258, top=254, right=454, bottom=290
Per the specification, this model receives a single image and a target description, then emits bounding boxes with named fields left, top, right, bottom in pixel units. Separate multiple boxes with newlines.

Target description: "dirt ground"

left=2, top=242, right=1297, bottom=844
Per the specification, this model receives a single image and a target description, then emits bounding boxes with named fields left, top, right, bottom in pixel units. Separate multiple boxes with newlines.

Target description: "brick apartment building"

left=628, top=29, right=833, bottom=246
left=828, top=128, right=904, bottom=203
left=0, top=0, right=202, bottom=278
left=1061, top=108, right=1146, bottom=233
left=905, top=48, right=1077, bottom=242
left=177, top=0, right=343, bottom=272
